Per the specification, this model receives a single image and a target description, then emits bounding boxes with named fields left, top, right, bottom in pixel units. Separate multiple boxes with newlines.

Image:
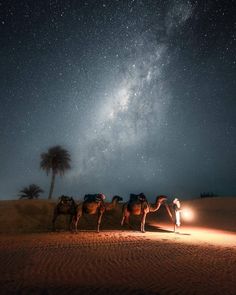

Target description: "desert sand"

left=0, top=197, right=236, bottom=295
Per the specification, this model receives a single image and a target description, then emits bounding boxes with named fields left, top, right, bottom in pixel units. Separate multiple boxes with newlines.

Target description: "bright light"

left=181, top=208, right=194, bottom=221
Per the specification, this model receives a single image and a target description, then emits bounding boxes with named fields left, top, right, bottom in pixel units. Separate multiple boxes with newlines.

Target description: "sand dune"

left=0, top=197, right=236, bottom=295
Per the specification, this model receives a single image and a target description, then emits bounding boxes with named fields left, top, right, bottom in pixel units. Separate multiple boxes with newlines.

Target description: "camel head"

left=156, top=195, right=168, bottom=204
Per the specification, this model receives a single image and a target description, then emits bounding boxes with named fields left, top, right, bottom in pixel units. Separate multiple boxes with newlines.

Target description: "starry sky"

left=0, top=0, right=236, bottom=200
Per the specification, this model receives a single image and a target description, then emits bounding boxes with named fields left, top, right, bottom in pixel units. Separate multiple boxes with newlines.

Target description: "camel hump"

left=129, top=193, right=147, bottom=202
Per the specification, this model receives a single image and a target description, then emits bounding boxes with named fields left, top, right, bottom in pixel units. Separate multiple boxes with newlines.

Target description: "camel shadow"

left=120, top=223, right=174, bottom=234
left=145, top=224, right=175, bottom=234
left=145, top=224, right=191, bottom=236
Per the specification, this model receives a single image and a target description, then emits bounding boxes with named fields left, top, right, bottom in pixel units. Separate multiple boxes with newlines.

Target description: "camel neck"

left=149, top=200, right=161, bottom=212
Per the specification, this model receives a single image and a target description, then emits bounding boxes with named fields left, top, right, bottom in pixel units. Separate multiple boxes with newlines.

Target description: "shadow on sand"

left=173, top=232, right=191, bottom=236
left=145, top=224, right=191, bottom=236
left=119, top=223, right=187, bottom=235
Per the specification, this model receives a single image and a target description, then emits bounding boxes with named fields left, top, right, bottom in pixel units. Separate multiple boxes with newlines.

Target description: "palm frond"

left=40, top=145, right=71, bottom=176
left=19, top=184, right=44, bottom=199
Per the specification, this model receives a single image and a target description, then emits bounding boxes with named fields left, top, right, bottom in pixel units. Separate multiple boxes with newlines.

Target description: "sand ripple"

left=0, top=232, right=236, bottom=295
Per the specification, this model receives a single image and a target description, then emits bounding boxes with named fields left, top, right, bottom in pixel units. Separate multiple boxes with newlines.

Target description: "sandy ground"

left=0, top=197, right=236, bottom=295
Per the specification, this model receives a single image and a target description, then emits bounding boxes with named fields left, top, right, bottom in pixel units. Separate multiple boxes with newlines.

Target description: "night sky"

left=0, top=0, right=235, bottom=200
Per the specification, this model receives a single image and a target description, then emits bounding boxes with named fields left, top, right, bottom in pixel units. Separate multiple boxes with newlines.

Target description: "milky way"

left=0, top=1, right=235, bottom=200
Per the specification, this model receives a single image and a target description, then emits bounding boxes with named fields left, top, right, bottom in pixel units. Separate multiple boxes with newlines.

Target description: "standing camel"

left=52, top=195, right=77, bottom=231
left=121, top=194, right=173, bottom=233
left=72, top=194, right=123, bottom=233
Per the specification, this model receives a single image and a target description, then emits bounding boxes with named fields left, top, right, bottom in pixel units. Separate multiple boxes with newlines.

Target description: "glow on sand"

left=146, top=223, right=236, bottom=247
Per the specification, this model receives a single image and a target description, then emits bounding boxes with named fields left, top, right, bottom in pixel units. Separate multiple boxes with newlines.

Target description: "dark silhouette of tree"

left=19, top=184, right=44, bottom=199
left=40, top=145, right=71, bottom=199
left=200, top=192, right=218, bottom=198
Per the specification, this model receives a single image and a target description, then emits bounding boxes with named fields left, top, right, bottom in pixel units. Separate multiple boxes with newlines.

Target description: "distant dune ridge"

left=0, top=197, right=236, bottom=295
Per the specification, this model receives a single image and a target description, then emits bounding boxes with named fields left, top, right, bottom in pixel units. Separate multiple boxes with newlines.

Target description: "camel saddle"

left=84, top=194, right=105, bottom=203
left=58, top=195, right=74, bottom=204
left=129, top=193, right=147, bottom=203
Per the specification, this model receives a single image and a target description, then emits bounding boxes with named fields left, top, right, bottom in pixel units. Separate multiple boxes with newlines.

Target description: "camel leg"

left=125, top=212, right=132, bottom=229
left=164, top=203, right=173, bottom=221
left=141, top=212, right=147, bottom=233
left=121, top=213, right=126, bottom=226
left=73, top=214, right=81, bottom=233
left=121, top=206, right=129, bottom=226
left=121, top=205, right=130, bottom=227
left=52, top=212, right=57, bottom=232
left=121, top=207, right=132, bottom=229
left=67, top=215, right=71, bottom=231
left=97, top=210, right=104, bottom=233
left=69, top=215, right=74, bottom=232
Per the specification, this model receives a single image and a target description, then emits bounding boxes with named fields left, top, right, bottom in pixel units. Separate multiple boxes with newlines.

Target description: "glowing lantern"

left=181, top=208, right=194, bottom=221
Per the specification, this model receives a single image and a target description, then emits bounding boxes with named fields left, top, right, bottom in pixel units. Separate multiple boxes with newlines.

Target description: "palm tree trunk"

left=48, top=172, right=56, bottom=199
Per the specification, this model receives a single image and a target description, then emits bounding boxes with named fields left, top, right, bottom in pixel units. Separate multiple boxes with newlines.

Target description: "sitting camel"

left=72, top=194, right=123, bottom=233
left=52, top=195, right=77, bottom=231
left=121, top=193, right=173, bottom=233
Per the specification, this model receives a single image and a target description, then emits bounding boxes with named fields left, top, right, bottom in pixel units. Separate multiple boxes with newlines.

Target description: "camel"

left=121, top=193, right=173, bottom=233
left=52, top=195, right=77, bottom=231
left=72, top=194, right=123, bottom=233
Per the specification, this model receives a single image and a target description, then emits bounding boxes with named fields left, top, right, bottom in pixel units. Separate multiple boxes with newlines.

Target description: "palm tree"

left=19, top=184, right=44, bottom=199
left=40, top=145, right=71, bottom=199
